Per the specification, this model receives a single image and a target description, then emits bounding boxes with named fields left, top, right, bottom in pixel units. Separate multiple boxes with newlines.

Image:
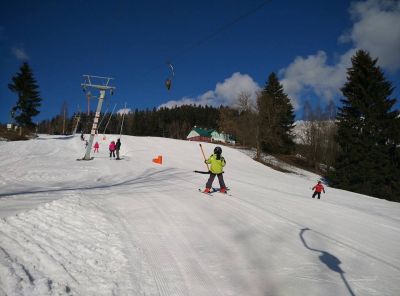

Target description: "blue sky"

left=1, top=0, right=399, bottom=124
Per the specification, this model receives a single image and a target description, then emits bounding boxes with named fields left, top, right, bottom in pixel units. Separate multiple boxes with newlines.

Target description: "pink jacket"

left=94, top=142, right=99, bottom=148
left=109, top=142, right=116, bottom=151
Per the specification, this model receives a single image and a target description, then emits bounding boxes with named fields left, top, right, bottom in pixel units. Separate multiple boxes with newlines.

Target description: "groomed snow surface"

left=0, top=135, right=399, bottom=296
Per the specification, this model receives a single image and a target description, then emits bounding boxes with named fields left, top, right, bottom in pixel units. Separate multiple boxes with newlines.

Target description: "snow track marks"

left=0, top=194, right=131, bottom=296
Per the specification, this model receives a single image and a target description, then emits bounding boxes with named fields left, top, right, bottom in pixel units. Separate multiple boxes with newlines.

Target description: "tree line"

left=38, top=105, right=220, bottom=140
left=7, top=50, right=400, bottom=201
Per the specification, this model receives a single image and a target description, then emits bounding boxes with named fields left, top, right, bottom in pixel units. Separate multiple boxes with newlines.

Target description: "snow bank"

left=0, top=194, right=133, bottom=295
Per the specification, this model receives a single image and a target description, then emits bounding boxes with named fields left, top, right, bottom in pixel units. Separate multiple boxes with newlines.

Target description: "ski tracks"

left=148, top=197, right=223, bottom=296
left=0, top=193, right=131, bottom=296
left=211, top=192, right=400, bottom=295
left=108, top=193, right=224, bottom=296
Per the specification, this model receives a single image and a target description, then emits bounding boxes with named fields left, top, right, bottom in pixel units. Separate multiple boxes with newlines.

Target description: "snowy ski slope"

left=0, top=134, right=399, bottom=296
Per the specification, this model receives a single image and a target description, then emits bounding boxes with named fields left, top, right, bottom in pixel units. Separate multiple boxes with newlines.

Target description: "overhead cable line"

left=144, top=0, right=272, bottom=76
left=172, top=0, right=272, bottom=61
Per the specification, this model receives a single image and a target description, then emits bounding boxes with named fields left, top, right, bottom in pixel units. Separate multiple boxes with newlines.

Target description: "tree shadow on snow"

left=0, top=168, right=190, bottom=198
left=299, top=228, right=356, bottom=296
left=36, top=135, right=75, bottom=140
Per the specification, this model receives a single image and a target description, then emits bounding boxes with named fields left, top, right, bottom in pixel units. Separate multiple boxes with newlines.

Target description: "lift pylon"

left=81, top=75, right=115, bottom=160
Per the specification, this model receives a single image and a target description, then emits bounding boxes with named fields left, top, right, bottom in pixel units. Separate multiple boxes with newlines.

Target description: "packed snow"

left=0, top=134, right=399, bottom=296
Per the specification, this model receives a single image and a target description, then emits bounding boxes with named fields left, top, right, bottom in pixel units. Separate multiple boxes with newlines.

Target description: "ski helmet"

left=214, top=146, right=222, bottom=154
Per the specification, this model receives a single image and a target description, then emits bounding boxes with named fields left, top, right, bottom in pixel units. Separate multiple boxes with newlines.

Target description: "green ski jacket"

left=206, top=154, right=226, bottom=174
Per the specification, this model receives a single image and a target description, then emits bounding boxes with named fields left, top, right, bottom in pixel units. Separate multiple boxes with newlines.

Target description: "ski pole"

left=96, top=106, right=109, bottom=133
left=199, top=143, right=210, bottom=171
left=101, top=103, right=117, bottom=139
left=119, top=102, right=127, bottom=139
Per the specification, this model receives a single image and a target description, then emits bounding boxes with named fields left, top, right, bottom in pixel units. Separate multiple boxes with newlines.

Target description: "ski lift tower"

left=81, top=75, right=115, bottom=160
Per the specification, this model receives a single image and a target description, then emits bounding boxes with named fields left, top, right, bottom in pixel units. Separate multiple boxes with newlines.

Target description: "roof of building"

left=190, top=127, right=215, bottom=137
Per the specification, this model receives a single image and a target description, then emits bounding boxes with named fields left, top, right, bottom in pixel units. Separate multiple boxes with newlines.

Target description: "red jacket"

left=313, top=183, right=325, bottom=193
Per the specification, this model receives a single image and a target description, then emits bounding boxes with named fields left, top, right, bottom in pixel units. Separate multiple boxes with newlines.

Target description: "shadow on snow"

left=0, top=168, right=192, bottom=198
left=299, top=228, right=356, bottom=296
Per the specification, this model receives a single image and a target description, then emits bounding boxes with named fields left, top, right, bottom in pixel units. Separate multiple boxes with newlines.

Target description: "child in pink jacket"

left=109, top=141, right=116, bottom=158
left=93, top=141, right=99, bottom=153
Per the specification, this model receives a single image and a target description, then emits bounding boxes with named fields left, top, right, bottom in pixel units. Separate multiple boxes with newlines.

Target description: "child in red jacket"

left=93, top=141, right=99, bottom=153
left=312, top=181, right=325, bottom=199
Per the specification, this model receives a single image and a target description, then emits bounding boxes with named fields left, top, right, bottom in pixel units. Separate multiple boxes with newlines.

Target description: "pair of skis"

left=198, top=188, right=231, bottom=197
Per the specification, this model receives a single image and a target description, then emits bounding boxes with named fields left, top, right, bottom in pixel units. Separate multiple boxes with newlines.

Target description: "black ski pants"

left=312, top=191, right=321, bottom=199
left=110, top=150, right=115, bottom=158
left=206, top=173, right=226, bottom=189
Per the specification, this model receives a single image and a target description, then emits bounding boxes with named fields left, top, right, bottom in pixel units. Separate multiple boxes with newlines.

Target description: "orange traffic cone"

left=152, top=155, right=163, bottom=165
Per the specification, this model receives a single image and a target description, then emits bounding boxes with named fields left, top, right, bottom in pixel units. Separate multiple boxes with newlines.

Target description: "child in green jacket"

left=203, top=146, right=227, bottom=193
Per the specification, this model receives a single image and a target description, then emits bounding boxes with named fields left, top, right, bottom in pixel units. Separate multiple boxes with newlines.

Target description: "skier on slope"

left=109, top=141, right=116, bottom=159
left=93, top=141, right=99, bottom=153
left=312, top=181, right=325, bottom=199
left=115, top=138, right=121, bottom=160
left=202, top=146, right=227, bottom=193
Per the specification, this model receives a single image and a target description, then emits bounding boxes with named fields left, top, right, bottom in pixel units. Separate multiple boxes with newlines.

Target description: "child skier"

left=203, top=146, right=227, bottom=193
left=109, top=141, right=116, bottom=158
left=93, top=141, right=99, bottom=153
left=312, top=181, right=325, bottom=199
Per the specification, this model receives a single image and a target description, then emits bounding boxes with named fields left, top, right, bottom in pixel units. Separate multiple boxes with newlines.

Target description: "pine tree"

left=330, top=50, right=400, bottom=201
left=257, top=72, right=295, bottom=154
left=8, top=62, right=42, bottom=128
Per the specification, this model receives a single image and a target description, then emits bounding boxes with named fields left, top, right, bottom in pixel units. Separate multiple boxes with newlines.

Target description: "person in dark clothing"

left=116, top=138, right=121, bottom=160
left=312, top=181, right=326, bottom=199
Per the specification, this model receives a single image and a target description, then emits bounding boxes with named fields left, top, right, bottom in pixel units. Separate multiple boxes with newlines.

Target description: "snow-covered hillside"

left=1, top=135, right=399, bottom=296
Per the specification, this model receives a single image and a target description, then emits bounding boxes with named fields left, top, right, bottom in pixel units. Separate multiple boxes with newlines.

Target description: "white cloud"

left=280, top=49, right=356, bottom=109
left=159, top=72, right=260, bottom=109
left=11, top=47, right=29, bottom=61
left=280, top=0, right=400, bottom=110
left=161, top=1, right=400, bottom=112
left=117, top=108, right=131, bottom=115
left=158, top=97, right=197, bottom=108
left=340, top=0, right=400, bottom=72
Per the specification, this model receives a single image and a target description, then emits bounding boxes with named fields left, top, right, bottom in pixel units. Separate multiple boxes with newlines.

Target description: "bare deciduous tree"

left=218, top=92, right=258, bottom=148
left=296, top=108, right=338, bottom=173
